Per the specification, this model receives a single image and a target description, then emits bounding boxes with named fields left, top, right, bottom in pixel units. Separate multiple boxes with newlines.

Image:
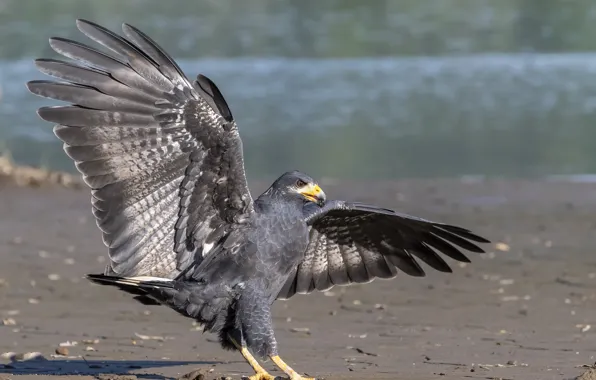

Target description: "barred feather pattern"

left=27, top=19, right=254, bottom=278
left=277, top=201, right=490, bottom=299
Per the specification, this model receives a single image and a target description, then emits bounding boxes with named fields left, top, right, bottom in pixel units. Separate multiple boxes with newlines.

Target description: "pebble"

left=495, top=243, right=510, bottom=252
left=55, top=347, right=69, bottom=356
left=134, top=332, right=165, bottom=341
left=28, top=298, right=39, bottom=304
left=177, top=369, right=205, bottom=380
left=20, top=352, right=46, bottom=361
left=1, top=318, right=16, bottom=326
left=64, top=258, right=75, bottom=265
left=289, top=327, right=311, bottom=334
left=577, top=324, right=591, bottom=333
left=59, top=341, right=78, bottom=347
left=98, top=375, right=137, bottom=380
left=576, top=368, right=596, bottom=380
left=2, top=351, right=46, bottom=361
left=48, top=274, right=61, bottom=281
left=0, top=352, right=15, bottom=359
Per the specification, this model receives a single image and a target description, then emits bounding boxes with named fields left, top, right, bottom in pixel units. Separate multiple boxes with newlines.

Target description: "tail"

left=86, top=274, right=175, bottom=306
left=86, top=274, right=235, bottom=335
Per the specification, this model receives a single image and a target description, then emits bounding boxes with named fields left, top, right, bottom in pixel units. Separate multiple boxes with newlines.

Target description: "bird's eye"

left=295, top=179, right=307, bottom=187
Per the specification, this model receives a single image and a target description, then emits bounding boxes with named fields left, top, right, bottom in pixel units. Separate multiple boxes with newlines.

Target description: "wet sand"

left=1, top=177, right=596, bottom=380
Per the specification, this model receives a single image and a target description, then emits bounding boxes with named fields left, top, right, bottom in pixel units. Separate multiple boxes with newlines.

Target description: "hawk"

left=27, top=19, right=490, bottom=380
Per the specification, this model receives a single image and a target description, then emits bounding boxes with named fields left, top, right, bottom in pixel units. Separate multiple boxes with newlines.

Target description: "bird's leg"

left=235, top=288, right=315, bottom=380
left=228, top=334, right=276, bottom=380
left=270, top=355, right=315, bottom=380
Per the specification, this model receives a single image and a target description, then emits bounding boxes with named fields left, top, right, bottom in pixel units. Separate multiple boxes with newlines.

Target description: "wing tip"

left=194, top=74, right=234, bottom=122
left=121, top=22, right=137, bottom=34
left=439, top=224, right=492, bottom=244
left=36, top=106, right=52, bottom=120
left=86, top=273, right=117, bottom=285
left=37, top=106, right=65, bottom=123
left=75, top=18, right=88, bottom=30
left=25, top=80, right=38, bottom=95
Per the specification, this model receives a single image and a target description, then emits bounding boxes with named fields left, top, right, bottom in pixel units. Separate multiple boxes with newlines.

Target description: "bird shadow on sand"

left=0, top=358, right=218, bottom=379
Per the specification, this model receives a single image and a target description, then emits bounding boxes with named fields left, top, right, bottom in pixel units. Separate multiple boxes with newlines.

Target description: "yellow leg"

left=270, top=355, right=315, bottom=380
left=228, top=335, right=276, bottom=380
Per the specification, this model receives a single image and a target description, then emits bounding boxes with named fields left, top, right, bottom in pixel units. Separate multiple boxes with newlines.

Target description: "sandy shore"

left=1, top=175, right=596, bottom=380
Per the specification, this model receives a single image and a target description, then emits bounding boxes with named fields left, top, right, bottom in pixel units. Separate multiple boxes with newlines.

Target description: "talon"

left=243, top=373, right=278, bottom=380
left=270, top=355, right=315, bottom=380
left=229, top=334, right=278, bottom=380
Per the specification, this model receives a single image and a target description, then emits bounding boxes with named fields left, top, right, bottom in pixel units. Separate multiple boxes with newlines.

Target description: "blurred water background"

left=2, top=0, right=596, bottom=180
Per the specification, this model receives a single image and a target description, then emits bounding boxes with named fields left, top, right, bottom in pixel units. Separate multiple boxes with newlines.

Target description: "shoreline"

left=0, top=155, right=82, bottom=189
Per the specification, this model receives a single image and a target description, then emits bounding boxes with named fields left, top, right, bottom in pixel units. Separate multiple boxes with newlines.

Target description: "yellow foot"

left=243, top=374, right=315, bottom=380
left=269, top=355, right=316, bottom=380
left=243, top=373, right=278, bottom=380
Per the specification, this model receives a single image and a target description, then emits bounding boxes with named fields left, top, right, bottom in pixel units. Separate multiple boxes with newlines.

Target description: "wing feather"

left=28, top=19, right=253, bottom=277
left=325, top=235, right=350, bottom=286
left=278, top=200, right=489, bottom=299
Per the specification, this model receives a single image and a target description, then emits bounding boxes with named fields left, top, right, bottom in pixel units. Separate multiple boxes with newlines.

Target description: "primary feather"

left=277, top=200, right=490, bottom=299
left=27, top=19, right=253, bottom=278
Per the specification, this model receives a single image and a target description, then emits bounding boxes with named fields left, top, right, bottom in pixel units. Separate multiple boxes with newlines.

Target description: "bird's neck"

left=254, top=193, right=303, bottom=215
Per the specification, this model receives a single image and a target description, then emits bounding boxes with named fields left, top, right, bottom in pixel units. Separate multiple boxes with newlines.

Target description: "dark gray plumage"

left=27, top=20, right=490, bottom=380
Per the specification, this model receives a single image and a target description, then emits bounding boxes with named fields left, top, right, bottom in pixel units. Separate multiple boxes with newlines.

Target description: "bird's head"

left=270, top=170, right=326, bottom=207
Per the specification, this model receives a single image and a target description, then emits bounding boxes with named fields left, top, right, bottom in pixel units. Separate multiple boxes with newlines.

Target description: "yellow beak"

left=298, top=183, right=326, bottom=206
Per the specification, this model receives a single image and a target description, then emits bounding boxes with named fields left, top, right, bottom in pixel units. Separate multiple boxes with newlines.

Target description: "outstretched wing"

left=278, top=200, right=489, bottom=299
left=27, top=19, right=253, bottom=278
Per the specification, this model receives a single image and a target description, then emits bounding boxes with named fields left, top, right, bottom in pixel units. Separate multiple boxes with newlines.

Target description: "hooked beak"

left=298, top=183, right=326, bottom=206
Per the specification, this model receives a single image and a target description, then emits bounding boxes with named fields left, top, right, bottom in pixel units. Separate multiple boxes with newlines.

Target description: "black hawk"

left=27, top=20, right=490, bottom=380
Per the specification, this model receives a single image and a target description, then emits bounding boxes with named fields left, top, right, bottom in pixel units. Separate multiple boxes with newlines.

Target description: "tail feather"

left=86, top=274, right=235, bottom=334
left=87, top=274, right=174, bottom=288
left=86, top=273, right=174, bottom=304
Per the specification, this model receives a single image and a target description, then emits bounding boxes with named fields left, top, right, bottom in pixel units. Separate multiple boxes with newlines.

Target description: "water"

left=2, top=0, right=596, bottom=179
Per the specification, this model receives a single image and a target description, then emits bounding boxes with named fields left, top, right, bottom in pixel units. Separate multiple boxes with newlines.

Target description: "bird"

left=26, top=19, right=490, bottom=380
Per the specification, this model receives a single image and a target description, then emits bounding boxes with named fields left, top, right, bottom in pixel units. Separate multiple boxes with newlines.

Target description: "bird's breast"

left=253, top=211, right=309, bottom=274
